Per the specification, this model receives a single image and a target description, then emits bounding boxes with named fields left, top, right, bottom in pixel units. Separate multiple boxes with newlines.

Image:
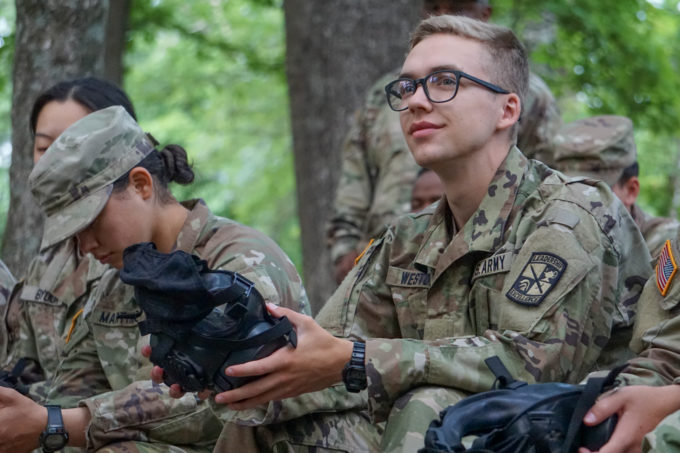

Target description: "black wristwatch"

left=342, top=341, right=367, bottom=393
left=39, top=405, right=68, bottom=452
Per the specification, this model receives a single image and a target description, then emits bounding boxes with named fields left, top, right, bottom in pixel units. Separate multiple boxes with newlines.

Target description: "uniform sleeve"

left=0, top=263, right=20, bottom=367
left=322, top=208, right=651, bottom=422
left=326, top=104, right=376, bottom=263
left=80, top=381, right=223, bottom=451
left=3, top=284, right=34, bottom=369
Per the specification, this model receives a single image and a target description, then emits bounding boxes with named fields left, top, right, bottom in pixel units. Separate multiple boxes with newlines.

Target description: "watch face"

left=43, top=433, right=67, bottom=449
left=346, top=368, right=363, bottom=380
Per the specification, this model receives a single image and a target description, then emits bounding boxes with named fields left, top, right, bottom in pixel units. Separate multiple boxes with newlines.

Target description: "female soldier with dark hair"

left=2, top=78, right=138, bottom=394
left=0, top=106, right=308, bottom=452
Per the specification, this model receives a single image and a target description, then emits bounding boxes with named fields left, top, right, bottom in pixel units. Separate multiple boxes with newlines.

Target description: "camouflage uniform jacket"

left=617, top=230, right=680, bottom=388
left=613, top=233, right=680, bottom=453
left=326, top=72, right=561, bottom=262
left=317, top=146, right=651, bottom=422
left=631, top=203, right=680, bottom=260
left=2, top=240, right=106, bottom=400
left=45, top=199, right=310, bottom=451
left=0, top=259, right=16, bottom=364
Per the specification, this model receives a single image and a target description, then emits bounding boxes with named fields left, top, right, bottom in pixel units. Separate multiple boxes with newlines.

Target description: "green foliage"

left=124, top=0, right=301, bottom=267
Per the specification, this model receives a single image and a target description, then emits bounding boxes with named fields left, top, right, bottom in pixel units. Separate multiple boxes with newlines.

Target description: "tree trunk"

left=669, top=137, right=680, bottom=218
left=104, top=0, right=130, bottom=86
left=284, top=0, right=422, bottom=314
left=2, top=0, right=108, bottom=277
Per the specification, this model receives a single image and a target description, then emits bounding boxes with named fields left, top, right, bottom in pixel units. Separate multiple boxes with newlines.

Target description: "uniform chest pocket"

left=468, top=279, right=505, bottom=336
left=386, top=266, right=432, bottom=338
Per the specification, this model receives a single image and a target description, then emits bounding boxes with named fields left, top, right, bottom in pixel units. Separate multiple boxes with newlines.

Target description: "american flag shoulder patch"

left=656, top=239, right=678, bottom=296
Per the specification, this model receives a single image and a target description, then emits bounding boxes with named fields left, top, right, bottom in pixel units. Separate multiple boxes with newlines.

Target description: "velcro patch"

left=473, top=252, right=514, bottom=280
left=93, top=310, right=142, bottom=326
left=20, top=285, right=60, bottom=306
left=656, top=240, right=677, bottom=296
left=386, top=266, right=432, bottom=288
left=506, top=252, right=567, bottom=306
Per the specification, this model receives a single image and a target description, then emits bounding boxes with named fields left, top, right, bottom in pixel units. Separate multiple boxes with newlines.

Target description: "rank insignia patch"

left=656, top=239, right=677, bottom=296
left=506, top=252, right=567, bottom=306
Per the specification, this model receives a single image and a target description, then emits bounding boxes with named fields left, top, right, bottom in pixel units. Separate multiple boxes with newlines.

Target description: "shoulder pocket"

left=500, top=227, right=595, bottom=333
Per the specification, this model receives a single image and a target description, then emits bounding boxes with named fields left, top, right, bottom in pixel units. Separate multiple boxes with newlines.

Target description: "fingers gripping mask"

left=120, top=242, right=297, bottom=392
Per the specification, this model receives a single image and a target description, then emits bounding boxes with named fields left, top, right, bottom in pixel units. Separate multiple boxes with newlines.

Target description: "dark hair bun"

left=159, top=145, right=194, bottom=185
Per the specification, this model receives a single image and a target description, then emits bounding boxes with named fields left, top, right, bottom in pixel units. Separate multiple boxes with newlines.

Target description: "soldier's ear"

left=497, top=93, right=521, bottom=133
left=128, top=167, right=154, bottom=200
left=612, top=176, right=639, bottom=210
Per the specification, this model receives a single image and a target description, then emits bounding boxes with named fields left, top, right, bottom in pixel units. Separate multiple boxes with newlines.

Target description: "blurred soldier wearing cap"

left=326, top=0, right=562, bottom=284
left=552, top=115, right=680, bottom=260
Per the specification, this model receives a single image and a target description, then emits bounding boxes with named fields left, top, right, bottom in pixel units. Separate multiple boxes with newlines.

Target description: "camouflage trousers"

left=213, top=386, right=466, bottom=452
left=96, top=442, right=212, bottom=453
left=214, top=410, right=382, bottom=452
left=31, top=444, right=211, bottom=453
left=643, top=409, right=680, bottom=453
left=380, top=386, right=469, bottom=453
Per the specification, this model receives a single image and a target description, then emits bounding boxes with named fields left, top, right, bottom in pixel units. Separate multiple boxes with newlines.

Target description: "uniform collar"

left=174, top=199, right=210, bottom=253
left=414, top=146, right=527, bottom=276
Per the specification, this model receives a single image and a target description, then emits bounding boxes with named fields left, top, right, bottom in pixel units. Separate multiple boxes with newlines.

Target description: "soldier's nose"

left=76, top=228, right=97, bottom=255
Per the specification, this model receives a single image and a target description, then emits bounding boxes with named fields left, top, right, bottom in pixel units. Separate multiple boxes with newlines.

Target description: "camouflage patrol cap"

left=29, top=106, right=155, bottom=251
left=552, top=115, right=636, bottom=187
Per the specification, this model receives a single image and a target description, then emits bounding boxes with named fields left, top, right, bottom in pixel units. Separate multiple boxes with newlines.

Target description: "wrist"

left=27, top=405, right=48, bottom=451
left=337, top=339, right=355, bottom=380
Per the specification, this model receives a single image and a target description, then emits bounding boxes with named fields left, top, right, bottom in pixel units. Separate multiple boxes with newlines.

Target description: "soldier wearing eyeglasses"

left=326, top=0, right=561, bottom=285
left=177, top=15, right=651, bottom=453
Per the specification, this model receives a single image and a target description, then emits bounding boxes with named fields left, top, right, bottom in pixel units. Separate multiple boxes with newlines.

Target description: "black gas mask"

left=119, top=242, right=297, bottom=393
left=420, top=357, right=622, bottom=453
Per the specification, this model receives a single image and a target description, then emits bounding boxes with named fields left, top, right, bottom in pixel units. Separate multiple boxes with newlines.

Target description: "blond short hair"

left=410, top=15, right=528, bottom=137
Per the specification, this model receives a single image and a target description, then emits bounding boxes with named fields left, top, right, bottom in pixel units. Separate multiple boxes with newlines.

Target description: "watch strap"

left=40, top=405, right=68, bottom=453
left=45, top=405, right=64, bottom=430
left=342, top=341, right=367, bottom=393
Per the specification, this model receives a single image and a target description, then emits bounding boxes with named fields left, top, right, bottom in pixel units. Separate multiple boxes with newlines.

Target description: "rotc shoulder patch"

left=656, top=239, right=677, bottom=296
left=506, top=252, right=567, bottom=306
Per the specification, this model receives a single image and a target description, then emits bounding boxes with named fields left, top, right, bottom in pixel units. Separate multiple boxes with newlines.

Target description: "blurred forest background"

left=0, top=0, right=678, bottom=312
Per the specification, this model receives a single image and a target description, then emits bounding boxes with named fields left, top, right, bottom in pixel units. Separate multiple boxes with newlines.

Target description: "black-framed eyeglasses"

left=384, top=69, right=510, bottom=112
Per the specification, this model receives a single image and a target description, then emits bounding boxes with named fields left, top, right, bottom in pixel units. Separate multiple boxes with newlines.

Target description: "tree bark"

left=284, top=0, right=422, bottom=314
left=2, top=0, right=108, bottom=277
left=669, top=137, right=680, bottom=218
left=104, top=0, right=130, bottom=86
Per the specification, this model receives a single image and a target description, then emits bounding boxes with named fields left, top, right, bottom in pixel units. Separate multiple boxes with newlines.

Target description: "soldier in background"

left=552, top=115, right=680, bottom=261
left=0, top=78, right=135, bottom=396
left=0, top=260, right=16, bottom=364
left=327, top=0, right=562, bottom=284
left=410, top=167, right=443, bottom=212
